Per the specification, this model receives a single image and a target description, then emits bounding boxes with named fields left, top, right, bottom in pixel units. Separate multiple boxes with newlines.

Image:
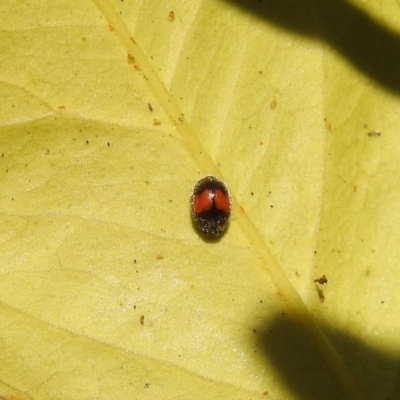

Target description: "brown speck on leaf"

left=270, top=98, right=277, bottom=110
left=140, top=315, right=145, bottom=325
left=168, top=11, right=175, bottom=21
left=153, top=119, right=161, bottom=126
left=368, top=131, right=381, bottom=137
left=325, top=119, right=332, bottom=131
left=156, top=255, right=164, bottom=260
left=130, top=37, right=136, bottom=44
left=127, top=54, right=135, bottom=64
left=109, top=24, right=115, bottom=31
left=57, top=105, right=66, bottom=110
left=314, top=275, right=328, bottom=285
left=314, top=278, right=326, bottom=302
left=148, top=103, right=153, bottom=111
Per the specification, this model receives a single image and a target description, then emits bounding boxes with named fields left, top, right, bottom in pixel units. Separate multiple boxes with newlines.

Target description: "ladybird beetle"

left=190, top=175, right=232, bottom=237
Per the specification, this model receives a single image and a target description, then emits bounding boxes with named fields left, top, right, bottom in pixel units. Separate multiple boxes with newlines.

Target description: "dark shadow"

left=254, top=312, right=400, bottom=399
left=225, top=0, right=400, bottom=95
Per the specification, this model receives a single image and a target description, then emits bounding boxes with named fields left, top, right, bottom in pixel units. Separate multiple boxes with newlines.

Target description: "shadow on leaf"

left=254, top=311, right=400, bottom=399
left=225, top=0, right=400, bottom=95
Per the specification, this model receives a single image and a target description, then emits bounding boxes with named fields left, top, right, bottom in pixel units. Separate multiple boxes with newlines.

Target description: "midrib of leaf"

left=91, top=0, right=364, bottom=398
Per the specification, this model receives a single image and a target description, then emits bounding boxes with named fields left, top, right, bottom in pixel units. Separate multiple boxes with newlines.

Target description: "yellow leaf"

left=1, top=0, right=400, bottom=399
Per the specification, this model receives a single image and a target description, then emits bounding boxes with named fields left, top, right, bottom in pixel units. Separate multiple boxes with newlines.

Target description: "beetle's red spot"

left=214, top=189, right=231, bottom=213
left=194, top=190, right=213, bottom=213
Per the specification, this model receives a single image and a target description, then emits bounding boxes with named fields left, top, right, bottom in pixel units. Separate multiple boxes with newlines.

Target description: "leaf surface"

left=1, top=1, right=400, bottom=399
